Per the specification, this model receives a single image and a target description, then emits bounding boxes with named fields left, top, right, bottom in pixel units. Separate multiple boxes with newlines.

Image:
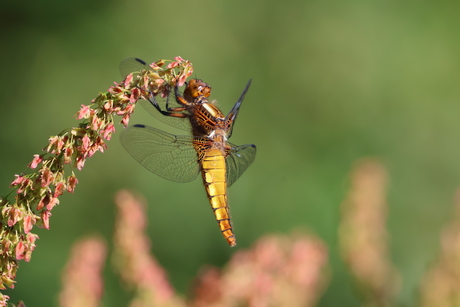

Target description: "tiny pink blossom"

left=103, top=100, right=113, bottom=111
left=10, top=175, right=27, bottom=187
left=25, top=233, right=38, bottom=262
left=167, top=61, right=179, bottom=69
left=118, top=103, right=135, bottom=117
left=28, top=154, right=43, bottom=169
left=90, top=115, right=103, bottom=131
left=150, top=62, right=160, bottom=70
left=142, top=75, right=150, bottom=89
left=54, top=182, right=66, bottom=197
left=129, top=87, right=140, bottom=103
left=47, top=136, right=59, bottom=152
left=40, top=168, right=54, bottom=188
left=125, top=103, right=136, bottom=113
left=41, top=210, right=52, bottom=230
left=67, top=174, right=79, bottom=193
left=177, top=73, right=188, bottom=87
left=15, top=242, right=25, bottom=260
left=26, top=233, right=39, bottom=245
left=124, top=73, right=133, bottom=87
left=37, top=194, right=49, bottom=210
left=77, top=105, right=92, bottom=119
left=1, top=295, right=11, bottom=304
left=2, top=239, right=11, bottom=253
left=154, top=78, right=165, bottom=86
left=1, top=204, right=10, bottom=218
left=64, top=146, right=73, bottom=164
left=47, top=136, right=65, bottom=154
left=112, top=106, right=122, bottom=114
left=7, top=206, right=21, bottom=227
left=103, top=123, right=116, bottom=140
left=76, top=156, right=86, bottom=171
left=109, top=84, right=123, bottom=94
left=12, top=175, right=32, bottom=194
left=23, top=215, right=35, bottom=234
left=46, top=196, right=59, bottom=210
left=95, top=137, right=107, bottom=153
left=118, top=92, right=130, bottom=103
left=81, top=134, right=91, bottom=152
left=57, top=138, right=65, bottom=153
left=174, top=56, right=184, bottom=62
left=153, top=59, right=166, bottom=68
left=121, top=114, right=130, bottom=127
left=24, top=250, right=32, bottom=262
left=2, top=275, right=15, bottom=289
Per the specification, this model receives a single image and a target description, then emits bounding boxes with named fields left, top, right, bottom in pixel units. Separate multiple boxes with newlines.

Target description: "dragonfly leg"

left=140, top=86, right=189, bottom=118
left=174, top=84, right=190, bottom=107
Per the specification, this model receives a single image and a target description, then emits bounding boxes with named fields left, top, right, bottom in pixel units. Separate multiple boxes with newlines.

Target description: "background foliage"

left=1, top=0, right=460, bottom=306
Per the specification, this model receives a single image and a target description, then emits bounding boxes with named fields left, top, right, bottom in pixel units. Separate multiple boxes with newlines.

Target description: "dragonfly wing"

left=121, top=124, right=200, bottom=182
left=120, top=57, right=150, bottom=78
left=225, top=79, right=252, bottom=138
left=226, top=143, right=257, bottom=187
left=139, top=99, right=192, bottom=131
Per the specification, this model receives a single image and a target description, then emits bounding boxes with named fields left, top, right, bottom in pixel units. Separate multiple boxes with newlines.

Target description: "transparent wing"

left=138, top=99, right=192, bottom=131
left=120, top=57, right=191, bottom=131
left=121, top=124, right=200, bottom=182
left=120, top=57, right=150, bottom=78
left=226, top=79, right=252, bottom=139
left=226, top=143, right=257, bottom=187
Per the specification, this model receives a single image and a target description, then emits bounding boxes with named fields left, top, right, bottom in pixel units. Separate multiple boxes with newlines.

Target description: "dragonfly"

left=119, top=58, right=256, bottom=247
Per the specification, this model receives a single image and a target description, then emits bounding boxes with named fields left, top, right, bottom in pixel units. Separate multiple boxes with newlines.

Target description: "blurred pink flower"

left=112, top=190, right=185, bottom=307
left=191, top=233, right=329, bottom=307
left=339, top=159, right=400, bottom=307
left=59, top=237, right=107, bottom=307
left=419, top=189, right=460, bottom=307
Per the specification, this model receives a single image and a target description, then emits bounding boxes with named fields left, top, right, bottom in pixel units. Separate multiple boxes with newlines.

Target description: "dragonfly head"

left=183, top=79, right=211, bottom=101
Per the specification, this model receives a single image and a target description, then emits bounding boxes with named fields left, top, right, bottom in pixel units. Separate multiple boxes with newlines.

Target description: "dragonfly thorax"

left=207, top=129, right=228, bottom=143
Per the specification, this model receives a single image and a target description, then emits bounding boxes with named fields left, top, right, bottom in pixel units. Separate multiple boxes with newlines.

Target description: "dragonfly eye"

left=184, top=79, right=212, bottom=100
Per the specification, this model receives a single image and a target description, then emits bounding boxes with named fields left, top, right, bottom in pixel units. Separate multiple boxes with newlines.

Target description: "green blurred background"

left=2, top=0, right=460, bottom=306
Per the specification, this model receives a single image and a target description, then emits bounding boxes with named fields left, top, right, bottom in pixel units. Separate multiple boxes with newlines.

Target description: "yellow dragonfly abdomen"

left=200, top=147, right=236, bottom=247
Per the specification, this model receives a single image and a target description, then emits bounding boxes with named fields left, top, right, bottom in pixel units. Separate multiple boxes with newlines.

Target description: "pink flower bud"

left=15, top=242, right=25, bottom=260
left=77, top=105, right=92, bottom=119
left=40, top=168, right=54, bottom=188
left=46, top=196, right=59, bottom=210
left=102, top=124, right=116, bottom=140
left=28, top=155, right=43, bottom=169
left=67, top=174, right=79, bottom=193
left=54, top=182, right=66, bottom=197
left=23, top=215, right=35, bottom=234
left=123, top=73, right=133, bottom=87
left=41, top=210, right=52, bottom=230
